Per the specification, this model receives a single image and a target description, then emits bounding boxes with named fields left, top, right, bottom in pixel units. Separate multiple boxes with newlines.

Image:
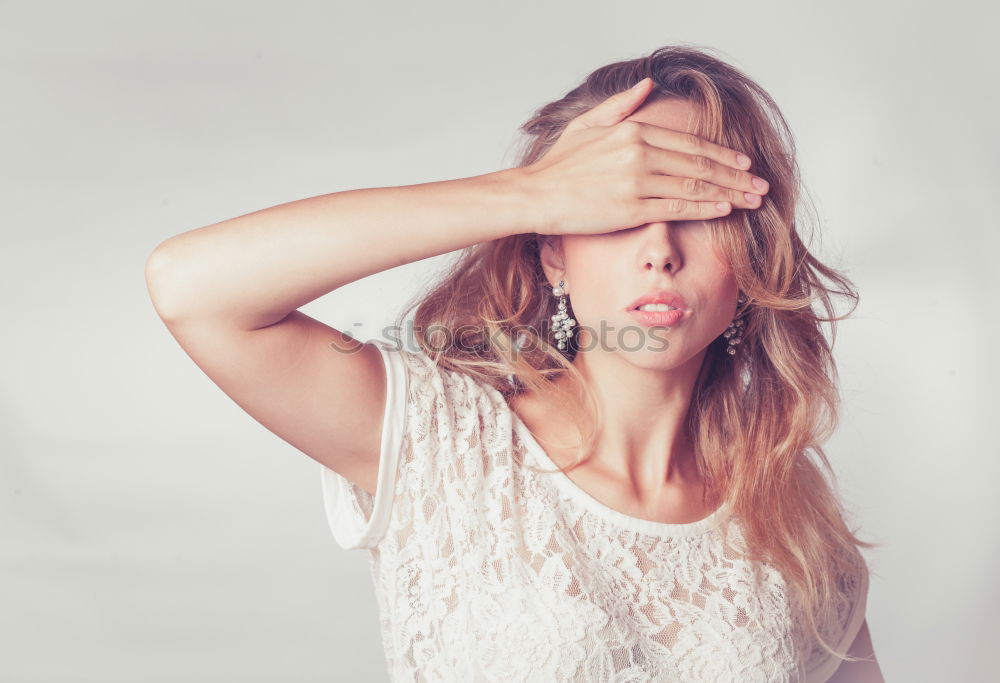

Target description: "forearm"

left=145, top=167, right=537, bottom=329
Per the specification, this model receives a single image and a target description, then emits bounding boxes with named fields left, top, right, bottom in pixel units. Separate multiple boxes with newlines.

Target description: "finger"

left=638, top=122, right=762, bottom=176
left=645, top=146, right=769, bottom=197
left=569, top=77, right=653, bottom=131
left=635, top=197, right=734, bottom=224
left=638, top=173, right=762, bottom=210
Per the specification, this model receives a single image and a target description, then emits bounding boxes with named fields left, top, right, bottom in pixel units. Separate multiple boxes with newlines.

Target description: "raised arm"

left=144, top=168, right=537, bottom=495
left=145, top=169, right=536, bottom=330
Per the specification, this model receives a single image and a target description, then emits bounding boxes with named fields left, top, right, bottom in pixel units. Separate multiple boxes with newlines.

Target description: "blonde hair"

left=394, top=43, right=881, bottom=666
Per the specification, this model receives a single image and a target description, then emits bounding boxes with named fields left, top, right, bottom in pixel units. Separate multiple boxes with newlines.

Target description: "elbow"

left=145, top=241, right=187, bottom=324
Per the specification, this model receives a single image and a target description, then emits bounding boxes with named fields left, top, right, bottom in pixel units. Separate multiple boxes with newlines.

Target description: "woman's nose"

left=639, top=223, right=679, bottom=273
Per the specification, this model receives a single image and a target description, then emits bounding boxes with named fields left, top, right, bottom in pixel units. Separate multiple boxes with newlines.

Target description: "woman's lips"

left=627, top=307, right=688, bottom=327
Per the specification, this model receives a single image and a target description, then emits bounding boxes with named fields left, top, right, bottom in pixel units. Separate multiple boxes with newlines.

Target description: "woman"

left=146, top=45, right=883, bottom=682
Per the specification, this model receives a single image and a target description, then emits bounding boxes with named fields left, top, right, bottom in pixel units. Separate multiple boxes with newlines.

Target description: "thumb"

left=571, top=77, right=652, bottom=130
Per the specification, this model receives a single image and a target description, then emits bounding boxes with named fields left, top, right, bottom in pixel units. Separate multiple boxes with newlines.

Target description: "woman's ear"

left=538, top=235, right=567, bottom=288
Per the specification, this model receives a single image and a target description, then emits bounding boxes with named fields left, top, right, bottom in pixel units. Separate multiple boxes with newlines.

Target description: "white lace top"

left=319, top=340, right=869, bottom=682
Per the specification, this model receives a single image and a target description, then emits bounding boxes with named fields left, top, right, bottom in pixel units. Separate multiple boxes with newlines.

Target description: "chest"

left=451, top=507, right=801, bottom=681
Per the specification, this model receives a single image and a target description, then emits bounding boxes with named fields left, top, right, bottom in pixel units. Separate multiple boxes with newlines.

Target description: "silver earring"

left=551, top=280, right=576, bottom=352
left=723, top=293, right=748, bottom=356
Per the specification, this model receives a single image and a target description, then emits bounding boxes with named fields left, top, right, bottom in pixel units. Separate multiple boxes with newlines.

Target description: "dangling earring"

left=551, top=279, right=576, bottom=352
left=723, top=293, right=748, bottom=356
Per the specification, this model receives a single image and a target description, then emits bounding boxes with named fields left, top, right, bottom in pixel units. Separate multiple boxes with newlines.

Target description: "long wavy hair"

left=393, top=44, right=881, bottom=666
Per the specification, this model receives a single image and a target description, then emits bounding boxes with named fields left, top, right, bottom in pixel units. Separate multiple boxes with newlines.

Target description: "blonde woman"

left=146, top=45, right=883, bottom=682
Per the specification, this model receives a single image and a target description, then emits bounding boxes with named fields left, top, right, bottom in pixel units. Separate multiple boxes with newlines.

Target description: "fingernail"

left=752, top=177, right=768, bottom=192
left=631, top=78, right=648, bottom=91
left=737, top=154, right=751, bottom=168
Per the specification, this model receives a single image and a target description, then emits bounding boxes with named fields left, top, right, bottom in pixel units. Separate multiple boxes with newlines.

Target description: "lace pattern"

left=319, top=340, right=868, bottom=682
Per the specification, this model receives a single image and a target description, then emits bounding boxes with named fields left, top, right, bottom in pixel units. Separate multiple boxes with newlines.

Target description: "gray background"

left=3, top=1, right=998, bottom=681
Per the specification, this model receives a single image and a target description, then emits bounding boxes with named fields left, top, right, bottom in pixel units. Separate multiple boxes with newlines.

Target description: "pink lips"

left=627, top=308, right=686, bottom=327
left=625, top=290, right=692, bottom=327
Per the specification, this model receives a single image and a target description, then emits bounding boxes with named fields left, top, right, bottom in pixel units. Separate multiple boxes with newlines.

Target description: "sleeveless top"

left=319, top=340, right=869, bottom=682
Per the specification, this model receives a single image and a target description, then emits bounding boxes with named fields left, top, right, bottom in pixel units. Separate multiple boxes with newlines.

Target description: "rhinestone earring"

left=551, top=279, right=576, bottom=352
left=723, top=293, right=748, bottom=356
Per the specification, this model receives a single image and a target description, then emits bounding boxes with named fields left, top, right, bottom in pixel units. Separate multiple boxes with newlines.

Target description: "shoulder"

left=319, top=342, right=516, bottom=551
left=374, top=341, right=514, bottom=445
left=380, top=342, right=485, bottom=393
left=801, top=545, right=871, bottom=681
